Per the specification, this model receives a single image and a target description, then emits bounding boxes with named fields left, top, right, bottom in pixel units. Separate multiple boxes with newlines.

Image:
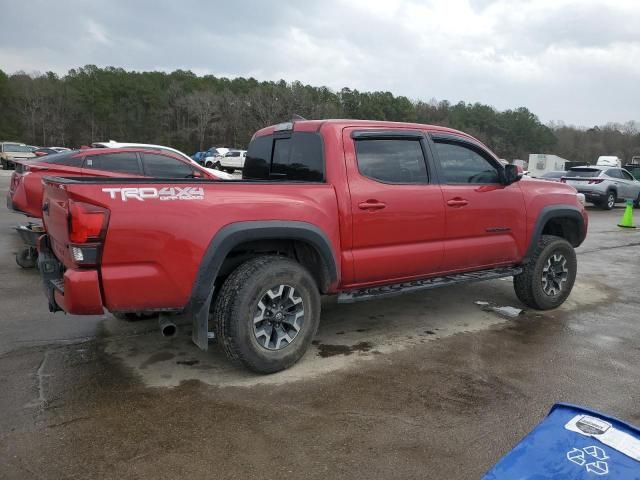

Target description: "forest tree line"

left=0, top=65, right=638, bottom=163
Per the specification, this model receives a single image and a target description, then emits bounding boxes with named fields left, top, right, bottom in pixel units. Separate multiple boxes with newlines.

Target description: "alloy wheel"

left=541, top=253, right=569, bottom=296
left=253, top=284, right=305, bottom=350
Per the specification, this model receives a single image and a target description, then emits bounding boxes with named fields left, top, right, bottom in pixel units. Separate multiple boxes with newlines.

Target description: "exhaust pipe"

left=159, top=316, right=177, bottom=337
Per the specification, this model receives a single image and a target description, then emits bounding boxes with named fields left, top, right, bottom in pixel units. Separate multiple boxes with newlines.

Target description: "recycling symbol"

left=566, top=445, right=609, bottom=475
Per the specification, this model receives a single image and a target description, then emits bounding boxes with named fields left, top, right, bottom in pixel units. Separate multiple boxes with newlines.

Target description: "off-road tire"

left=1, top=159, right=7, bottom=170
left=514, top=235, right=577, bottom=310
left=213, top=256, right=321, bottom=373
left=601, top=190, right=616, bottom=210
left=634, top=193, right=640, bottom=209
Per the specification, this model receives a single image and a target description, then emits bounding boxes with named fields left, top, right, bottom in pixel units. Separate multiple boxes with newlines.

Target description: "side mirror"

left=191, top=170, right=203, bottom=178
left=503, top=164, right=522, bottom=185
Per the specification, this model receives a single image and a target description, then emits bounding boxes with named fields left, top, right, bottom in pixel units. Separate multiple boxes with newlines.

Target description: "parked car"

left=203, top=147, right=230, bottom=167
left=218, top=150, right=247, bottom=173
left=191, top=151, right=208, bottom=164
left=7, top=147, right=216, bottom=218
left=561, top=166, right=640, bottom=209
left=538, top=171, right=566, bottom=182
left=624, top=164, right=640, bottom=181
left=33, top=147, right=61, bottom=157
left=36, top=119, right=587, bottom=374
left=91, top=140, right=198, bottom=165
left=1, top=142, right=36, bottom=169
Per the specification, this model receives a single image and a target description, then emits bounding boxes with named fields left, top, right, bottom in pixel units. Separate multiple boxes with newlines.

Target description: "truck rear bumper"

left=37, top=235, right=104, bottom=315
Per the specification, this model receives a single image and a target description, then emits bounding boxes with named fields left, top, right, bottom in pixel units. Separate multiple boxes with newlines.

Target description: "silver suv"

left=563, top=166, right=640, bottom=210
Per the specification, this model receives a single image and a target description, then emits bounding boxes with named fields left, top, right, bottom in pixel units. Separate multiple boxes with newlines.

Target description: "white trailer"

left=527, top=154, right=572, bottom=177
left=596, top=156, right=622, bottom=167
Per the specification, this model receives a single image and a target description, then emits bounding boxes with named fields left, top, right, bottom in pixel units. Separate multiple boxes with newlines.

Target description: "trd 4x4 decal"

left=102, top=187, right=205, bottom=202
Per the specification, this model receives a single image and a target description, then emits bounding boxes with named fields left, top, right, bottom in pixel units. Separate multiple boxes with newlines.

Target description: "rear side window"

left=142, top=153, right=195, bottom=178
left=355, top=139, right=428, bottom=183
left=243, top=132, right=324, bottom=181
left=84, top=152, right=141, bottom=174
left=39, top=152, right=83, bottom=167
left=434, top=141, right=500, bottom=184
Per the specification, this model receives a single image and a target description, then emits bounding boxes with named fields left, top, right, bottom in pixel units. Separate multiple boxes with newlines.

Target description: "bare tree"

left=179, top=90, right=219, bottom=150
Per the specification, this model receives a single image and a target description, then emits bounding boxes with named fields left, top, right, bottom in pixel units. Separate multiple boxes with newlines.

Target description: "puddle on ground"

left=317, top=341, right=372, bottom=358
left=103, top=279, right=614, bottom=388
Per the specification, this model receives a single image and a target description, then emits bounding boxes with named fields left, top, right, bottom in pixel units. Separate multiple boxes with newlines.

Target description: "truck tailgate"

left=42, top=180, right=75, bottom=266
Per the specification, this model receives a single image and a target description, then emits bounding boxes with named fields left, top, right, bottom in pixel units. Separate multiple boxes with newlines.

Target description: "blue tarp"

left=484, top=403, right=640, bottom=479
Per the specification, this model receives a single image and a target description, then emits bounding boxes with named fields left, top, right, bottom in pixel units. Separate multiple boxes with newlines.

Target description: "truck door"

left=343, top=128, right=446, bottom=284
left=430, top=134, right=526, bottom=272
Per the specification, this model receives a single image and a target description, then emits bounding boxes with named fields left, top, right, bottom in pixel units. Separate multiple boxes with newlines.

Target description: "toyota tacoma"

left=36, top=120, right=588, bottom=373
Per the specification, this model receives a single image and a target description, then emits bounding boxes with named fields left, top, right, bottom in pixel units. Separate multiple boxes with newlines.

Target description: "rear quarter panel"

left=61, top=181, right=340, bottom=312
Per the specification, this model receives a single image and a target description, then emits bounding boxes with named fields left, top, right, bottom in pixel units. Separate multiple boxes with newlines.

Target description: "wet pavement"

left=1, top=174, right=639, bottom=479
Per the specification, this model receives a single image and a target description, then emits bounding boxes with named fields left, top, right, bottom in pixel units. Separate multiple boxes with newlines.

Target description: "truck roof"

left=254, top=119, right=482, bottom=144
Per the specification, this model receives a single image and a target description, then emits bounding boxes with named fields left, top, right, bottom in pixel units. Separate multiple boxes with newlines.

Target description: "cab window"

left=355, top=139, right=428, bottom=184
left=434, top=141, right=500, bottom=184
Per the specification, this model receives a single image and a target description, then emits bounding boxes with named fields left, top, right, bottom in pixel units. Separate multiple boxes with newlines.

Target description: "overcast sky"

left=2, top=0, right=639, bottom=126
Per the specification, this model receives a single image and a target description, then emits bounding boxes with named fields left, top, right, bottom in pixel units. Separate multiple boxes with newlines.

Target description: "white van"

left=596, top=156, right=622, bottom=167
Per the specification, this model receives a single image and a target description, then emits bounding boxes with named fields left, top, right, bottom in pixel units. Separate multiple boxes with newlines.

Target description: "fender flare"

left=187, top=220, right=338, bottom=313
left=185, top=220, right=338, bottom=350
left=523, top=205, right=586, bottom=263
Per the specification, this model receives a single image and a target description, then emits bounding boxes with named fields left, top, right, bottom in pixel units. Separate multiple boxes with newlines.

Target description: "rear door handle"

left=447, top=198, right=469, bottom=207
left=358, top=200, right=386, bottom=211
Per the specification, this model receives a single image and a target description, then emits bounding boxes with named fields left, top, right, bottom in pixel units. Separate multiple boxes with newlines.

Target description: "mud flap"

left=191, top=287, right=214, bottom=351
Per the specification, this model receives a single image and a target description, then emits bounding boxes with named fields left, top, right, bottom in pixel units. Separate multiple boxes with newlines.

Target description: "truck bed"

left=40, top=175, right=341, bottom=313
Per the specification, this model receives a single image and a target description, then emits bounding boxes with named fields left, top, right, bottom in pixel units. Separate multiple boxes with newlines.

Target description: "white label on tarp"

left=565, top=415, right=640, bottom=462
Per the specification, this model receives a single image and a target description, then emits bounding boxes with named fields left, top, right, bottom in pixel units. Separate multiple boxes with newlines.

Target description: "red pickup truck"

left=37, top=120, right=588, bottom=373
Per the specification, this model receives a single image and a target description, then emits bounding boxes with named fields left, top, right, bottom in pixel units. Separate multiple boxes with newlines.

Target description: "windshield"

left=569, top=168, right=602, bottom=177
left=4, top=144, right=32, bottom=153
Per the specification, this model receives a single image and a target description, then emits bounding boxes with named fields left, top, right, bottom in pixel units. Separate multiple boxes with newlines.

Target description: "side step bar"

left=337, top=267, right=523, bottom=304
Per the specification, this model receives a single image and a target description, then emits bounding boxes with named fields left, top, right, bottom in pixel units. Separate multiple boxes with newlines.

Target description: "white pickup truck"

left=218, top=150, right=247, bottom=173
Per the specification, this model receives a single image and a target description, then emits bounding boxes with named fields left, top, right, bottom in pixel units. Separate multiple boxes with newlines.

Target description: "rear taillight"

left=10, top=172, right=20, bottom=190
left=588, top=179, right=604, bottom=184
left=68, top=200, right=109, bottom=244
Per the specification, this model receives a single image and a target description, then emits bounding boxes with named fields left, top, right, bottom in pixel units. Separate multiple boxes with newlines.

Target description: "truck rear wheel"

left=513, top=235, right=577, bottom=310
left=213, top=256, right=321, bottom=373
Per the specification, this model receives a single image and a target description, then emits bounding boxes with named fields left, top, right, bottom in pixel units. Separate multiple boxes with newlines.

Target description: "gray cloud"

left=1, top=0, right=639, bottom=126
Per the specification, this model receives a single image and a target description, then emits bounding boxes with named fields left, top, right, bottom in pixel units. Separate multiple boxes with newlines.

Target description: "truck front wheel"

left=213, top=256, right=321, bottom=373
left=513, top=235, right=577, bottom=310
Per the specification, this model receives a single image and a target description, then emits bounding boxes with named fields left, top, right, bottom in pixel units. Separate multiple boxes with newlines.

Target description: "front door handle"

left=447, top=198, right=469, bottom=207
left=358, top=200, right=386, bottom=211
